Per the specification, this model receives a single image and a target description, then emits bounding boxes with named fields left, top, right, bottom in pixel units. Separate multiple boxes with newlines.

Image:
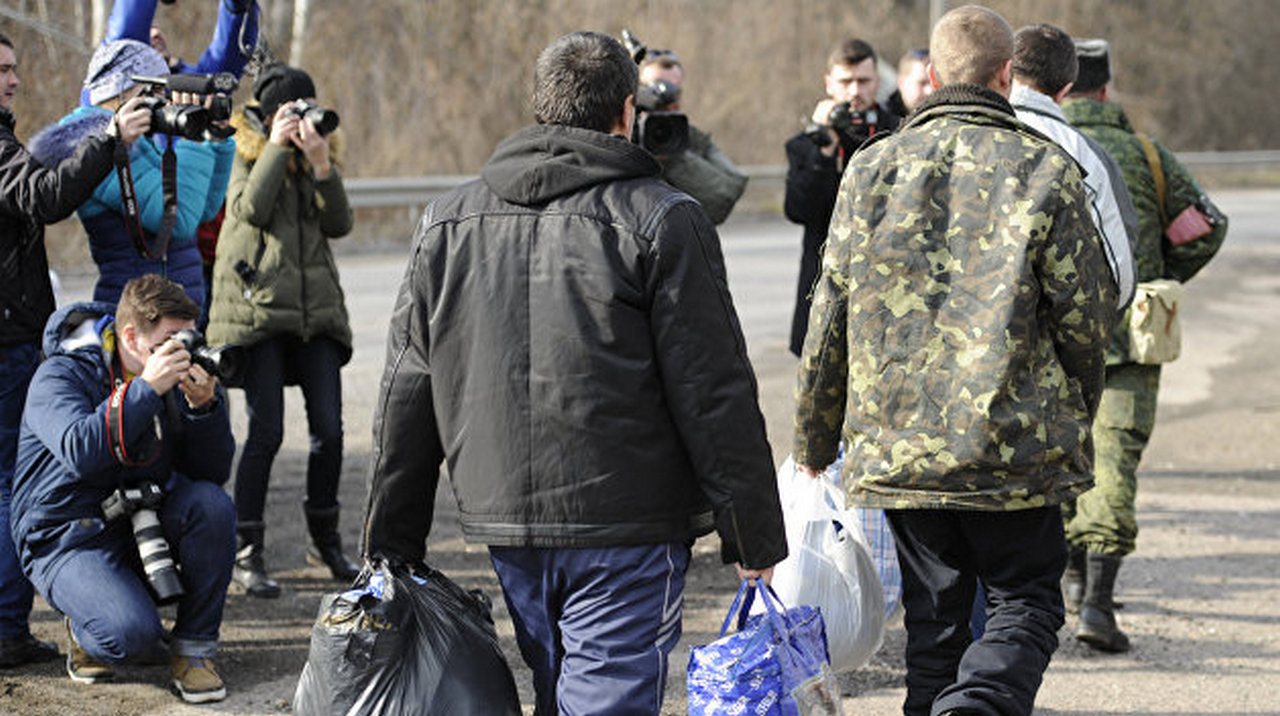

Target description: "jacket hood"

left=1061, top=96, right=1134, bottom=133
left=28, top=106, right=112, bottom=168
left=41, top=301, right=116, bottom=359
left=230, top=105, right=345, bottom=170
left=481, top=124, right=660, bottom=206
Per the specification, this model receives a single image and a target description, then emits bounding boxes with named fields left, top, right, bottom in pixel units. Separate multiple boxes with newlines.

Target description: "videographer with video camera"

left=205, top=63, right=357, bottom=599
left=29, top=39, right=235, bottom=311
left=784, top=38, right=899, bottom=356
left=10, top=274, right=236, bottom=703
left=625, top=34, right=747, bottom=225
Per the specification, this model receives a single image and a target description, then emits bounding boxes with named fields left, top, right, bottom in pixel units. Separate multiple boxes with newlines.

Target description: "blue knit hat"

left=83, top=39, right=169, bottom=105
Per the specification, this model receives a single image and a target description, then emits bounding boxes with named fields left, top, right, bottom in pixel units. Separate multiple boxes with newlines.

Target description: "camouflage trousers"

left=1062, top=363, right=1162, bottom=556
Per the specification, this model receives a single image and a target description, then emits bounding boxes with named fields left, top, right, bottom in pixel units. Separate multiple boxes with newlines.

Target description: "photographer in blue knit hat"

left=29, top=38, right=235, bottom=313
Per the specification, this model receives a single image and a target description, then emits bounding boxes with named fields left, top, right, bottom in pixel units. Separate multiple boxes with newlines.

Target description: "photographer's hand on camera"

left=294, top=115, right=332, bottom=179
left=140, top=337, right=192, bottom=396
left=810, top=99, right=842, bottom=157
left=179, top=364, right=217, bottom=412
left=108, top=96, right=153, bottom=147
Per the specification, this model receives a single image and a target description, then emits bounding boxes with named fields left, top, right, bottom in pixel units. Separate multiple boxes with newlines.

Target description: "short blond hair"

left=930, top=5, right=1013, bottom=88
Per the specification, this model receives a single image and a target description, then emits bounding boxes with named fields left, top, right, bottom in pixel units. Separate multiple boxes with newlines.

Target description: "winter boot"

left=1075, top=552, right=1130, bottom=653
left=304, top=505, right=361, bottom=582
left=232, top=522, right=281, bottom=599
left=1062, top=545, right=1086, bottom=614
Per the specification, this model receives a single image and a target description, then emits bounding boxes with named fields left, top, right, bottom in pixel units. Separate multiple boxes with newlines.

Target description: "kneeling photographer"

left=10, top=275, right=237, bottom=704
left=29, top=39, right=236, bottom=312
left=624, top=31, right=747, bottom=225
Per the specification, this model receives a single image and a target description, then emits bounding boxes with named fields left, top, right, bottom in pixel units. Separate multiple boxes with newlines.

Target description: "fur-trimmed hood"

left=28, top=107, right=113, bottom=168
left=230, top=105, right=344, bottom=172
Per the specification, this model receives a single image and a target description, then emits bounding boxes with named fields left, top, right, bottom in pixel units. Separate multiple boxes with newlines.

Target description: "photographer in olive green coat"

left=206, top=64, right=358, bottom=599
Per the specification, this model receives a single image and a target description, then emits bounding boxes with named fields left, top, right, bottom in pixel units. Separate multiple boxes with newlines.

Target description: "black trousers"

left=886, top=506, right=1067, bottom=716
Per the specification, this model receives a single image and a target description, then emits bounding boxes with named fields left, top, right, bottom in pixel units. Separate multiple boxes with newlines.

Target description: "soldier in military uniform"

left=794, top=7, right=1112, bottom=715
left=1061, top=38, right=1228, bottom=653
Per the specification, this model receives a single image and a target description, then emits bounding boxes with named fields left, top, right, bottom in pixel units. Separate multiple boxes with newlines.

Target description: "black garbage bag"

left=293, top=559, right=522, bottom=715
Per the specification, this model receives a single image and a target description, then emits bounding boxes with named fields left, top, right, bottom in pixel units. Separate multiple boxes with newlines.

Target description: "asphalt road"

left=9, top=188, right=1280, bottom=715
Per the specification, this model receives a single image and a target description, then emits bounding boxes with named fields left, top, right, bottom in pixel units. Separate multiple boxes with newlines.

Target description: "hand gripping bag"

left=772, top=457, right=886, bottom=672
left=293, top=559, right=521, bottom=716
left=687, top=580, right=845, bottom=716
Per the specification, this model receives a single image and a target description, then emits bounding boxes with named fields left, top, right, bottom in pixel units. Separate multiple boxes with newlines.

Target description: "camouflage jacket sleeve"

left=1156, top=141, right=1229, bottom=283
left=792, top=198, right=850, bottom=472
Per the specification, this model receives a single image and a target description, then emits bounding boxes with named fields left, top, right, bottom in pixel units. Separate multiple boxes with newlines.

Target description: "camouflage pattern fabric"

left=1061, top=98, right=1227, bottom=555
left=1062, top=98, right=1229, bottom=365
left=1061, top=363, right=1161, bottom=555
left=794, top=86, right=1113, bottom=512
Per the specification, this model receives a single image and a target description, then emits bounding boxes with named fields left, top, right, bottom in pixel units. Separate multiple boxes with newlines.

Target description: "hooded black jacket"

left=364, top=124, right=786, bottom=569
left=0, top=108, right=116, bottom=346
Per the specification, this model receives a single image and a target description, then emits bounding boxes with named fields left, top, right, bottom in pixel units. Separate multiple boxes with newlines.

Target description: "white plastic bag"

left=768, top=456, right=886, bottom=673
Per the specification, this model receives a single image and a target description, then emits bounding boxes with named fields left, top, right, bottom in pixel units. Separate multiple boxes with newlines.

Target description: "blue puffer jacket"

left=29, top=107, right=234, bottom=309
left=9, top=301, right=234, bottom=590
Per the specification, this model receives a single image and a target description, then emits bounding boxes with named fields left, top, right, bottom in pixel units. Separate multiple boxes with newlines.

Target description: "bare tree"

left=290, top=0, right=310, bottom=66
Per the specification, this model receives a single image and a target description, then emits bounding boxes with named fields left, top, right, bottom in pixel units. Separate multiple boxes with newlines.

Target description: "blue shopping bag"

left=687, top=580, right=845, bottom=716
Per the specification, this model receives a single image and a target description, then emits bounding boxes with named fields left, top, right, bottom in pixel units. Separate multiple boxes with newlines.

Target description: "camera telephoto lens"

left=131, top=509, right=184, bottom=604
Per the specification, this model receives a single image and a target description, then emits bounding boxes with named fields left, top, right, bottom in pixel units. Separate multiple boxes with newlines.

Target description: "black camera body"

left=285, top=99, right=340, bottom=136
left=101, top=483, right=184, bottom=604
left=130, top=72, right=240, bottom=140
left=805, top=102, right=881, bottom=151
left=172, top=328, right=244, bottom=386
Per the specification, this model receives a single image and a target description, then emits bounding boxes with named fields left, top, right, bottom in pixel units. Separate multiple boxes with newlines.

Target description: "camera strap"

left=104, top=350, right=163, bottom=468
left=114, top=137, right=177, bottom=267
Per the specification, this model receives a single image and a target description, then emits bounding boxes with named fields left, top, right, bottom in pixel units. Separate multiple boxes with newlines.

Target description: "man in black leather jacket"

left=0, top=31, right=148, bottom=669
left=363, top=31, right=785, bottom=716
left=784, top=38, right=899, bottom=356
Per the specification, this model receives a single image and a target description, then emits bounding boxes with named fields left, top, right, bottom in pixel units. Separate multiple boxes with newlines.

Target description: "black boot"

left=1062, top=545, right=1086, bottom=614
left=232, top=522, right=281, bottom=599
left=304, top=505, right=361, bottom=582
left=1076, top=553, right=1130, bottom=652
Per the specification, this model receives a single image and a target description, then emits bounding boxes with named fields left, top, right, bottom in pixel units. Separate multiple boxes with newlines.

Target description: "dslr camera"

left=101, top=483, right=183, bottom=604
left=284, top=99, right=340, bottom=136
left=131, top=72, right=240, bottom=140
left=620, top=30, right=690, bottom=156
left=805, top=101, right=882, bottom=151
left=172, top=328, right=245, bottom=387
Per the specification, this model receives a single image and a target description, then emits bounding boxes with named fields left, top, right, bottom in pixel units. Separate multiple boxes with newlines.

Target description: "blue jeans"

left=45, top=476, right=235, bottom=661
left=0, top=342, right=40, bottom=640
left=489, top=543, right=691, bottom=716
left=233, top=335, right=344, bottom=523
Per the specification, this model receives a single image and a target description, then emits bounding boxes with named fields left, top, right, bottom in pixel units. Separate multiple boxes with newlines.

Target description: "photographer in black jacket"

left=784, top=38, right=899, bottom=356
left=0, top=31, right=148, bottom=669
left=364, top=31, right=785, bottom=715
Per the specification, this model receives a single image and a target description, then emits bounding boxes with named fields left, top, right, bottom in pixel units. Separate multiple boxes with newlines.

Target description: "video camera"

left=172, top=328, right=244, bottom=386
left=130, top=72, right=240, bottom=141
left=101, top=483, right=183, bottom=604
left=620, top=29, right=690, bottom=156
left=804, top=101, right=882, bottom=152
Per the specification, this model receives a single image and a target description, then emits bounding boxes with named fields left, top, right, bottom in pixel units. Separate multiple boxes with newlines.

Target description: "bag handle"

left=718, top=579, right=792, bottom=639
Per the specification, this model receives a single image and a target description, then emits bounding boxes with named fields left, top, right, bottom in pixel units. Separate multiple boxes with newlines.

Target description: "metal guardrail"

left=346, top=153, right=1280, bottom=210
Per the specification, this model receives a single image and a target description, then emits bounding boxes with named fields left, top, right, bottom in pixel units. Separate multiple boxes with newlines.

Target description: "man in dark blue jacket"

left=10, top=275, right=235, bottom=703
left=0, top=32, right=149, bottom=669
left=364, top=31, right=786, bottom=715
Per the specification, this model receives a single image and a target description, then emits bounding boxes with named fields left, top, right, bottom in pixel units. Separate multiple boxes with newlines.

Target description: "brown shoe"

left=172, top=655, right=226, bottom=704
left=65, top=618, right=114, bottom=684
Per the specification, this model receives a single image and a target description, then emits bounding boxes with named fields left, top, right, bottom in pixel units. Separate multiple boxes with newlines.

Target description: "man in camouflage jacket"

left=794, top=8, right=1111, bottom=715
left=1059, top=39, right=1228, bottom=654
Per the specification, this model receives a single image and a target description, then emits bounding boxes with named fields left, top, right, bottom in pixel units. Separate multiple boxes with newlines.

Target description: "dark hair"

left=0, top=33, right=13, bottom=50
left=827, top=38, right=877, bottom=71
left=1013, top=23, right=1078, bottom=96
left=897, top=47, right=929, bottom=74
left=534, top=31, right=637, bottom=133
left=116, top=274, right=199, bottom=332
